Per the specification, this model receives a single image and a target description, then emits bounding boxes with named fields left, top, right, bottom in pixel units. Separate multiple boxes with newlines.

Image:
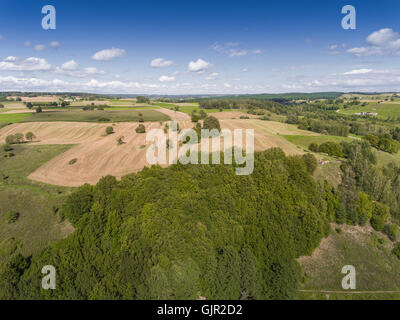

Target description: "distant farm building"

left=354, top=112, right=377, bottom=117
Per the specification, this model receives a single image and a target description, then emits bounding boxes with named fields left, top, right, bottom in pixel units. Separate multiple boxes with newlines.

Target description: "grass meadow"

left=0, top=144, right=75, bottom=264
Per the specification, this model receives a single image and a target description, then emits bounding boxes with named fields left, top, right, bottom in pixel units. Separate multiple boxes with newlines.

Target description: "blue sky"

left=1, top=0, right=400, bottom=94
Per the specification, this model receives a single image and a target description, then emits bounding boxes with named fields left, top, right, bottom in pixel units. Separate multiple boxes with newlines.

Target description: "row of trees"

left=5, top=132, right=36, bottom=145
left=364, top=134, right=400, bottom=154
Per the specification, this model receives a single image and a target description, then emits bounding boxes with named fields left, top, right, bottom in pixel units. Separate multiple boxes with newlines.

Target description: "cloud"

left=229, top=49, right=247, bottom=57
left=83, top=67, right=105, bottom=75
left=24, top=41, right=31, bottom=47
left=329, top=44, right=338, bottom=50
left=34, top=44, right=46, bottom=51
left=92, top=48, right=126, bottom=61
left=0, top=76, right=165, bottom=93
left=205, top=72, right=219, bottom=80
left=282, top=68, right=400, bottom=92
left=159, top=75, right=175, bottom=82
left=342, top=68, right=373, bottom=75
left=0, top=56, right=51, bottom=71
left=224, top=83, right=231, bottom=88
left=49, top=41, right=60, bottom=48
left=55, top=60, right=105, bottom=77
left=188, top=58, right=212, bottom=73
left=348, top=28, right=400, bottom=56
left=60, top=60, right=78, bottom=70
left=212, top=42, right=261, bottom=57
left=150, top=58, right=174, bottom=68
left=0, top=35, right=3, bottom=40
left=241, top=68, right=248, bottom=72
left=211, top=42, right=238, bottom=53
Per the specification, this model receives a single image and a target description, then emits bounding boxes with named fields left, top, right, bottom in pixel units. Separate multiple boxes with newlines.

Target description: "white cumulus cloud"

left=188, top=58, right=212, bottom=73
left=0, top=56, right=51, bottom=71
left=92, top=48, right=126, bottom=61
left=61, top=60, right=78, bottom=70
left=348, top=28, right=400, bottom=56
left=150, top=58, right=174, bottom=68
left=159, top=75, right=175, bottom=82
left=55, top=60, right=105, bottom=77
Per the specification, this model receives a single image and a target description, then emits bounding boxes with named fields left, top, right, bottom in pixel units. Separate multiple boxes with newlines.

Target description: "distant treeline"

left=212, top=92, right=343, bottom=101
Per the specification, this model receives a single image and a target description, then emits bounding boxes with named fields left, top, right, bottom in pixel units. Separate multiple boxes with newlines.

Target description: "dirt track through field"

left=157, top=107, right=191, bottom=120
left=0, top=119, right=313, bottom=187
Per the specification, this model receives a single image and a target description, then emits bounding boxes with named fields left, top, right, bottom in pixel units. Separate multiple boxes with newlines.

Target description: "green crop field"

left=0, top=144, right=74, bottom=264
left=105, top=105, right=159, bottom=110
left=21, top=109, right=170, bottom=123
left=0, top=113, right=32, bottom=123
left=338, top=102, right=400, bottom=119
left=282, top=134, right=354, bottom=150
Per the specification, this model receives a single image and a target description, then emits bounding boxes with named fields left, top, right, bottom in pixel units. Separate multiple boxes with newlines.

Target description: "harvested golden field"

left=0, top=119, right=314, bottom=187
left=156, top=107, right=191, bottom=120
left=8, top=95, right=59, bottom=102
left=211, top=111, right=260, bottom=120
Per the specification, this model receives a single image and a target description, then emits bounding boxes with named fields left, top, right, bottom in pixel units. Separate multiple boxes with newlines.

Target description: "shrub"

left=199, top=110, right=207, bottom=119
left=3, top=144, right=13, bottom=152
left=5, top=135, right=16, bottom=145
left=318, top=141, right=343, bottom=157
left=393, top=242, right=400, bottom=259
left=203, top=116, right=221, bottom=132
left=36, top=106, right=42, bottom=113
left=383, top=224, right=398, bottom=241
left=136, top=124, right=146, bottom=133
left=0, top=104, right=4, bottom=108
left=302, top=153, right=317, bottom=174
left=6, top=211, right=19, bottom=224
left=191, top=113, right=200, bottom=123
left=98, top=117, right=110, bottom=122
left=25, top=132, right=35, bottom=142
left=15, top=133, right=24, bottom=143
left=68, top=158, right=78, bottom=165
left=62, top=184, right=93, bottom=226
left=286, top=115, right=299, bottom=124
left=356, top=192, right=373, bottom=226
left=117, top=136, right=125, bottom=145
left=138, top=116, right=144, bottom=123
left=309, top=143, right=319, bottom=152
left=6, top=133, right=24, bottom=145
left=370, top=202, right=390, bottom=231
left=105, top=126, right=114, bottom=135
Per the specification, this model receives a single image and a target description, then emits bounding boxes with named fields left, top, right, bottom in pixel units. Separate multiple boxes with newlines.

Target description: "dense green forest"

left=0, top=149, right=332, bottom=299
